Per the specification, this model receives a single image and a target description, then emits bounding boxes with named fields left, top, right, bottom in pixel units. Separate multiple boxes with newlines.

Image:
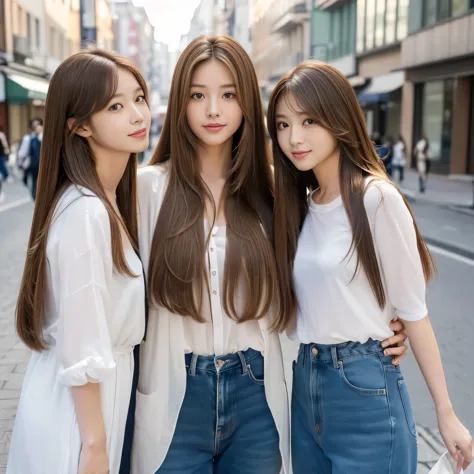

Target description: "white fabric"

left=8, top=185, right=145, bottom=474
left=392, top=140, right=406, bottom=166
left=132, top=164, right=290, bottom=474
left=182, top=222, right=264, bottom=356
left=290, top=179, right=427, bottom=345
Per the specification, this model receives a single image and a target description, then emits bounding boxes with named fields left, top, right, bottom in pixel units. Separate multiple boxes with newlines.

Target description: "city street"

left=0, top=178, right=473, bottom=473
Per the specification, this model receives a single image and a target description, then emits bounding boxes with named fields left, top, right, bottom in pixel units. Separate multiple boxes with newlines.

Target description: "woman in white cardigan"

left=130, top=36, right=408, bottom=474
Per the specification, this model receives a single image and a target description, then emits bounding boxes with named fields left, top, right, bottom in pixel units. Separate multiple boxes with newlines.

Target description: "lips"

left=204, top=123, right=226, bottom=132
left=129, top=128, right=147, bottom=138
left=292, top=150, right=311, bottom=160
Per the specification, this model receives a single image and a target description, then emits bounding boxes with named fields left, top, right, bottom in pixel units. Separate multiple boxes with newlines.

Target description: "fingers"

left=460, top=435, right=473, bottom=469
left=382, top=332, right=407, bottom=349
left=389, top=320, right=404, bottom=332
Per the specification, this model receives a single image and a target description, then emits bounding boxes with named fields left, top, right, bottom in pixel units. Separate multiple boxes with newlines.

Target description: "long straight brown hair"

left=148, top=35, right=278, bottom=323
left=267, top=60, right=436, bottom=331
left=16, top=50, right=149, bottom=351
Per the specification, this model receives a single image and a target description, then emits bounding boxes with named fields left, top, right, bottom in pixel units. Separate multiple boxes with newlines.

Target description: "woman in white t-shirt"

left=267, top=61, right=472, bottom=473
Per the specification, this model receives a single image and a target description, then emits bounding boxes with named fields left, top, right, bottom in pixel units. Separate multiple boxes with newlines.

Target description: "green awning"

left=6, top=73, right=49, bottom=104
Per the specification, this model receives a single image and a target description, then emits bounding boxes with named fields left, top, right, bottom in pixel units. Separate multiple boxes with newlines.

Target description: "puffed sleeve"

left=55, top=197, right=116, bottom=386
left=364, top=181, right=428, bottom=321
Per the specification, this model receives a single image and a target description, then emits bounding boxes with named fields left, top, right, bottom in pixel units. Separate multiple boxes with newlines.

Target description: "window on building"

left=375, top=0, right=386, bottom=47
left=385, top=0, right=397, bottom=43
left=452, top=0, right=469, bottom=14
left=397, top=0, right=409, bottom=39
left=35, top=19, right=41, bottom=51
left=438, top=0, right=451, bottom=20
left=50, top=27, right=56, bottom=58
left=0, top=0, right=5, bottom=51
left=357, top=0, right=366, bottom=52
left=26, top=13, right=32, bottom=52
left=365, top=0, right=376, bottom=50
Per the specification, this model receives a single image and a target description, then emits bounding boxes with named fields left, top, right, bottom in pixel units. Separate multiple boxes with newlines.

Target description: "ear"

left=67, top=118, right=92, bottom=138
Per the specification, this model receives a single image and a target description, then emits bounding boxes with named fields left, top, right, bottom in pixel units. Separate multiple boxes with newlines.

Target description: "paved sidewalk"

left=396, top=169, right=474, bottom=211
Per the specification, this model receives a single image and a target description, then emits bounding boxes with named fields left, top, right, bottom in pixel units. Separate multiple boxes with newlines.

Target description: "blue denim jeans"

left=292, top=339, right=417, bottom=474
left=156, top=348, right=281, bottom=474
left=0, top=155, right=9, bottom=180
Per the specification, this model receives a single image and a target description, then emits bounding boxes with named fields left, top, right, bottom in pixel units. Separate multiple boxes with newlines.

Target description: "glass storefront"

left=415, top=79, right=455, bottom=172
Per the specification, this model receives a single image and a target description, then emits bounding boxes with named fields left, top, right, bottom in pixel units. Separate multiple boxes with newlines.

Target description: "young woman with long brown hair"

left=7, top=50, right=150, bottom=474
left=267, top=60, right=473, bottom=473
left=129, top=36, right=408, bottom=474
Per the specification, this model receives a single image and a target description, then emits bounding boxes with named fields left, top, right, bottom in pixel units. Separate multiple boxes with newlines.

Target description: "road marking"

left=0, top=198, right=31, bottom=214
left=428, top=244, right=474, bottom=267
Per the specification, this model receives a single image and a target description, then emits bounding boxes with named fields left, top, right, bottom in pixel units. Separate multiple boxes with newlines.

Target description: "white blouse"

left=182, top=222, right=264, bottom=356
left=8, top=185, right=145, bottom=474
left=290, top=179, right=428, bottom=345
left=138, top=166, right=264, bottom=357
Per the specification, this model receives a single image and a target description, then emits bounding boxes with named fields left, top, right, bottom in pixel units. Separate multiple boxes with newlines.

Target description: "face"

left=275, top=92, right=338, bottom=172
left=80, top=67, right=151, bottom=155
left=186, top=59, right=243, bottom=148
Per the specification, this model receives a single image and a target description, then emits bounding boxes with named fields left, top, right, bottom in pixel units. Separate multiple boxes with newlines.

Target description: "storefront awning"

left=6, top=73, right=49, bottom=104
left=357, top=71, right=405, bottom=104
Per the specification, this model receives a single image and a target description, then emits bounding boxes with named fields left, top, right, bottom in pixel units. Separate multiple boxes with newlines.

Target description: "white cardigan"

left=131, top=164, right=290, bottom=474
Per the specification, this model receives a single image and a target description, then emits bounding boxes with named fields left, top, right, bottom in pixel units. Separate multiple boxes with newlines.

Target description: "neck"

left=198, top=139, right=232, bottom=181
left=94, top=147, right=131, bottom=200
left=312, top=148, right=341, bottom=196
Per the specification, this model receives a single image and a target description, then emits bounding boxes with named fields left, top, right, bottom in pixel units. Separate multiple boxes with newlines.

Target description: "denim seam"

left=309, top=351, right=318, bottom=441
left=379, top=352, right=394, bottom=474
left=246, top=364, right=264, bottom=385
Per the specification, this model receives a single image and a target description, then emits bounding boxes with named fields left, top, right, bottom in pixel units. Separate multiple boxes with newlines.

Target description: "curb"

left=400, top=189, right=474, bottom=261
left=424, top=236, right=474, bottom=261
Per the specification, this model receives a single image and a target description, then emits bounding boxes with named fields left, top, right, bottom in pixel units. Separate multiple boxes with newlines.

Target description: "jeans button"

left=311, top=347, right=318, bottom=355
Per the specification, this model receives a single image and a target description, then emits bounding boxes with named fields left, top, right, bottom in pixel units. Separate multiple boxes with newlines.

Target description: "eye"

left=223, top=92, right=236, bottom=99
left=191, top=92, right=204, bottom=100
left=277, top=122, right=288, bottom=130
left=109, top=103, right=122, bottom=111
left=136, top=95, right=146, bottom=103
left=303, top=118, right=315, bottom=125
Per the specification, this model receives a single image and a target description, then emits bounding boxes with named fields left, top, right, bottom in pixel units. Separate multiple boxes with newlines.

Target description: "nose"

left=131, top=104, right=145, bottom=124
left=207, top=95, right=220, bottom=118
left=289, top=127, right=303, bottom=147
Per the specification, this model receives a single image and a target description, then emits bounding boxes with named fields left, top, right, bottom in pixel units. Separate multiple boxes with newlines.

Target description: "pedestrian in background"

left=392, top=134, right=407, bottom=184
left=8, top=49, right=149, bottom=474
left=27, top=120, right=43, bottom=201
left=17, top=118, right=43, bottom=189
left=414, top=134, right=430, bottom=194
left=267, top=60, right=472, bottom=474
left=0, top=125, right=11, bottom=183
left=382, top=135, right=394, bottom=177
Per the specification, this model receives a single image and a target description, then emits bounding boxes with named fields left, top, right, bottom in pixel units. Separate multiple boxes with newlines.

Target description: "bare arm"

left=404, top=316, right=473, bottom=469
left=71, top=383, right=109, bottom=473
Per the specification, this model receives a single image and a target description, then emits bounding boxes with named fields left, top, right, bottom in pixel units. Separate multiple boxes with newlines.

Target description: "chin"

left=198, top=134, right=234, bottom=148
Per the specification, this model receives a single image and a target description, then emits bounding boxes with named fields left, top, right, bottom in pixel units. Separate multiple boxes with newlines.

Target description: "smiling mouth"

left=129, top=128, right=147, bottom=138
left=204, top=124, right=226, bottom=132
left=292, top=150, right=311, bottom=159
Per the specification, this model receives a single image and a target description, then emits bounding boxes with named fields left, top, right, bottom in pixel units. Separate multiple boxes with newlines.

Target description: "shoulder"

left=363, top=178, right=407, bottom=216
left=51, top=186, right=111, bottom=249
left=137, top=163, right=170, bottom=208
left=138, top=162, right=170, bottom=186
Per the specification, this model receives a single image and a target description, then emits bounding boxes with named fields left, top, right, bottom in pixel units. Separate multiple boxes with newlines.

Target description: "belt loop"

left=237, top=351, right=248, bottom=374
left=302, top=344, right=307, bottom=367
left=331, top=346, right=339, bottom=369
left=189, top=353, right=198, bottom=376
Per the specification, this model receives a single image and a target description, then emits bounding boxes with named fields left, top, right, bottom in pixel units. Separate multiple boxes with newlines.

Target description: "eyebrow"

left=190, top=84, right=236, bottom=88
left=275, top=111, right=305, bottom=119
left=112, top=86, right=144, bottom=98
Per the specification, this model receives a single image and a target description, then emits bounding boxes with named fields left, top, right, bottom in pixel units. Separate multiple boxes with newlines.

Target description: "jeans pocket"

left=398, top=379, right=417, bottom=437
left=246, top=363, right=265, bottom=386
left=339, top=355, right=387, bottom=396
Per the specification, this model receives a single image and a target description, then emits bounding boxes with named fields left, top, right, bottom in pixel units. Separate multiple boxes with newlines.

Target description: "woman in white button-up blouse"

left=8, top=51, right=150, bottom=473
left=130, top=36, right=408, bottom=474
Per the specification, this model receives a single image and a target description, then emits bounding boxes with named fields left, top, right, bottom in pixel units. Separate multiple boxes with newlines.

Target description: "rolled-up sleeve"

left=56, top=198, right=116, bottom=386
left=364, top=181, right=428, bottom=321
